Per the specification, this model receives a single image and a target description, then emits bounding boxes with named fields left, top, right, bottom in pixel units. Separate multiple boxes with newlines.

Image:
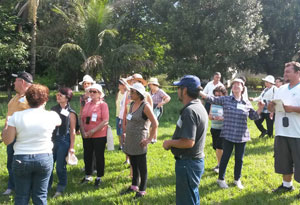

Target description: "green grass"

left=0, top=91, right=299, bottom=204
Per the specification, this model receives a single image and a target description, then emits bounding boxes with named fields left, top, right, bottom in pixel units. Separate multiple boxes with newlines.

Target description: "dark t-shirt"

left=171, top=99, right=208, bottom=159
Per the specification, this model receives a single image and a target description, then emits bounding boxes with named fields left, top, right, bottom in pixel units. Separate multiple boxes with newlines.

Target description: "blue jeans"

left=7, top=142, right=15, bottom=190
left=218, top=139, right=246, bottom=181
left=116, top=117, right=123, bottom=136
left=13, top=153, right=53, bottom=205
left=49, top=134, right=70, bottom=192
left=175, top=158, right=205, bottom=205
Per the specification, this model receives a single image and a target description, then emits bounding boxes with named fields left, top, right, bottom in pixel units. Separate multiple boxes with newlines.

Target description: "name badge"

left=87, top=97, right=92, bottom=102
left=91, top=113, right=97, bottom=122
left=237, top=103, right=246, bottom=111
left=176, top=116, right=182, bottom=128
left=127, top=113, right=132, bottom=121
left=19, top=97, right=25, bottom=103
left=60, top=109, right=69, bottom=117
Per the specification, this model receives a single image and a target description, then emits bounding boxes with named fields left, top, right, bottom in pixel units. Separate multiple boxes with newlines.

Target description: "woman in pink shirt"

left=80, top=84, right=109, bottom=188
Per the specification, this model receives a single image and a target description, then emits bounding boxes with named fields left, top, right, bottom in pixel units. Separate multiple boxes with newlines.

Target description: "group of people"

left=1, top=60, right=300, bottom=205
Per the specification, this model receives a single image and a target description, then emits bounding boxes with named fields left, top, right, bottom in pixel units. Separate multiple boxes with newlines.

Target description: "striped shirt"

left=150, top=89, right=168, bottom=106
left=206, top=96, right=259, bottom=143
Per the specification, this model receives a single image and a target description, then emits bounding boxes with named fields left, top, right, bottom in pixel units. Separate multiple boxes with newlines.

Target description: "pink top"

left=81, top=100, right=109, bottom=138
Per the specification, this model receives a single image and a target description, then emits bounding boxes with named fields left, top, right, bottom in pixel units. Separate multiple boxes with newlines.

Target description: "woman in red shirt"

left=80, top=84, right=109, bottom=188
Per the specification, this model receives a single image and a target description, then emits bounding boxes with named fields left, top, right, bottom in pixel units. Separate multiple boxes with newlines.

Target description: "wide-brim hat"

left=129, top=82, right=146, bottom=97
left=262, top=75, right=275, bottom=84
left=79, top=75, right=95, bottom=85
left=86, top=84, right=105, bottom=98
left=148, top=77, right=160, bottom=86
left=231, top=78, right=245, bottom=86
left=132, top=73, right=147, bottom=86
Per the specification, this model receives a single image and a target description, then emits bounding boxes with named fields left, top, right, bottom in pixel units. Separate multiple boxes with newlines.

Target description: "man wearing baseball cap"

left=163, top=75, right=208, bottom=205
left=1, top=71, right=33, bottom=195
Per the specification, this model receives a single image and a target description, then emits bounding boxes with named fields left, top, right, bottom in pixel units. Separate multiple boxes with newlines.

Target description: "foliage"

left=242, top=0, right=300, bottom=76
left=152, top=0, right=268, bottom=80
left=0, top=5, right=29, bottom=94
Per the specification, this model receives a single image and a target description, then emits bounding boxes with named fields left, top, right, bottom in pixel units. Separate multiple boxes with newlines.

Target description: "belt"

left=174, top=156, right=201, bottom=160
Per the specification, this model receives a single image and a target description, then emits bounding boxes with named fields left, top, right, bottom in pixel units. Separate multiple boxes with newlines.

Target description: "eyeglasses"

left=56, top=93, right=65, bottom=97
left=89, top=90, right=98, bottom=94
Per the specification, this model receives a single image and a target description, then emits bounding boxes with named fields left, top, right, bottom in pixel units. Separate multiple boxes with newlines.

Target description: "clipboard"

left=272, top=99, right=285, bottom=112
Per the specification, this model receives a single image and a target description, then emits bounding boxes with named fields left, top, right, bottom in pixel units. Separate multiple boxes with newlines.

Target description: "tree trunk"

left=30, top=21, right=36, bottom=78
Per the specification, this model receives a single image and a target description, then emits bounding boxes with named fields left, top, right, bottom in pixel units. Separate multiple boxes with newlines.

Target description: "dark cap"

left=12, top=71, right=33, bottom=84
left=173, top=75, right=201, bottom=90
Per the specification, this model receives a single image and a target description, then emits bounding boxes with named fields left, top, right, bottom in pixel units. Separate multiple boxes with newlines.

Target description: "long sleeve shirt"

left=206, top=96, right=260, bottom=143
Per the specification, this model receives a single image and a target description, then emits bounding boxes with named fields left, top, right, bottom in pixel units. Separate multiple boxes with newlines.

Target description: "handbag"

left=65, top=152, right=78, bottom=165
left=106, top=125, right=114, bottom=151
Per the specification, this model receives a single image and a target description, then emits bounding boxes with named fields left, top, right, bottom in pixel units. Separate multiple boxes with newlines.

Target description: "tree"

left=0, top=5, right=29, bottom=98
left=152, top=0, right=268, bottom=80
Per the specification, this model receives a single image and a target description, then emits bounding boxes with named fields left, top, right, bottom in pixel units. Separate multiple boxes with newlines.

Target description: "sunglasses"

left=89, top=90, right=98, bottom=94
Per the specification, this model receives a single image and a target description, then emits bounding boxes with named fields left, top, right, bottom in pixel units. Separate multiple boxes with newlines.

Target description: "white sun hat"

left=231, top=78, right=245, bottom=86
left=129, top=82, right=146, bottom=97
left=262, top=75, right=275, bottom=84
left=86, top=84, right=105, bottom=98
left=79, top=75, right=95, bottom=85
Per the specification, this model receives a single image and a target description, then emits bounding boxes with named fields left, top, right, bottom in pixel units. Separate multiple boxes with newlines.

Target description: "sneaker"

left=94, top=178, right=102, bottom=188
left=80, top=176, right=92, bottom=184
left=217, top=179, right=229, bottom=189
left=234, top=180, right=244, bottom=189
left=213, top=165, right=219, bottom=174
left=133, top=192, right=145, bottom=199
left=53, top=191, right=62, bottom=198
left=2, top=189, right=12, bottom=195
left=120, top=187, right=135, bottom=195
left=151, top=139, right=157, bottom=144
left=119, top=146, right=123, bottom=150
left=272, top=184, right=295, bottom=193
left=259, top=130, right=267, bottom=138
left=123, top=160, right=130, bottom=165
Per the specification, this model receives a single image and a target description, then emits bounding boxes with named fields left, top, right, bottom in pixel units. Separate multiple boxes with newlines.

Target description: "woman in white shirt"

left=250, top=75, right=276, bottom=138
left=2, top=84, right=61, bottom=205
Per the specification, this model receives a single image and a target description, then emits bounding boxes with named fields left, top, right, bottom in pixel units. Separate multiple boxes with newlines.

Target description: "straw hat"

left=79, top=75, right=95, bottom=85
left=148, top=77, right=160, bottom=86
left=132, top=73, right=147, bottom=86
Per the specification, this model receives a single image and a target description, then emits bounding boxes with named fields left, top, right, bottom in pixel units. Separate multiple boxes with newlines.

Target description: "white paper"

left=272, top=99, right=285, bottom=112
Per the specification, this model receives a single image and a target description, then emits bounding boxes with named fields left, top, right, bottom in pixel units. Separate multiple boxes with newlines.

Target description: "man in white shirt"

left=268, top=61, right=300, bottom=194
left=203, top=72, right=224, bottom=113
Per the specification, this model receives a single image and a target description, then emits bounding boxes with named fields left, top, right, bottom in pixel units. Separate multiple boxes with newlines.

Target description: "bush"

left=246, top=77, right=264, bottom=90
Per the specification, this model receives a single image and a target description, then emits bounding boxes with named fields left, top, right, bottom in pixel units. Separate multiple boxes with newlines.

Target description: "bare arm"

left=69, top=113, right=76, bottom=153
left=146, top=94, right=153, bottom=108
left=157, top=94, right=171, bottom=108
left=2, top=126, right=16, bottom=145
left=283, top=105, right=300, bottom=113
left=163, top=138, right=195, bottom=150
left=140, top=104, right=158, bottom=147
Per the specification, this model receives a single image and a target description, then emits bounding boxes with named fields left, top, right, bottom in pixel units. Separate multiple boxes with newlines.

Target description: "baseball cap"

left=12, top=71, right=33, bottom=84
left=173, top=75, right=202, bottom=90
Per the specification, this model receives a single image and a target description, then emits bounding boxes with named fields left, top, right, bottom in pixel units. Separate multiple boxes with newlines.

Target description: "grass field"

left=0, top=91, right=299, bottom=204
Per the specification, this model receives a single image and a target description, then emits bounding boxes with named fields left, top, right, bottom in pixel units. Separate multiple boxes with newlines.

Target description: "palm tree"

left=16, top=0, right=39, bottom=78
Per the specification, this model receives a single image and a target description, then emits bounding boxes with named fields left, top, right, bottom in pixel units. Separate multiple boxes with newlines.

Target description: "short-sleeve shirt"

left=206, top=96, right=260, bottom=143
left=203, top=81, right=224, bottom=96
left=150, top=89, right=168, bottom=105
left=8, top=108, right=61, bottom=155
left=81, top=101, right=109, bottom=138
left=274, top=83, right=300, bottom=138
left=171, top=99, right=208, bottom=159
left=7, top=94, right=30, bottom=117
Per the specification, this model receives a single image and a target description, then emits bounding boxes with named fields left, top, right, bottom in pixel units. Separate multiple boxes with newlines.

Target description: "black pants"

left=254, top=112, right=274, bottom=136
left=129, top=153, right=147, bottom=191
left=83, top=137, right=107, bottom=177
left=204, top=102, right=211, bottom=114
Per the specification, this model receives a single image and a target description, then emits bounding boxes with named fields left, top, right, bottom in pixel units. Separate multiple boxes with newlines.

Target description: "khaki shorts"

left=274, top=136, right=300, bottom=182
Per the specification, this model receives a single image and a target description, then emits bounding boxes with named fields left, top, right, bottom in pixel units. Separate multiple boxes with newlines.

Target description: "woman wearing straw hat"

left=121, top=82, right=158, bottom=199
left=131, top=74, right=153, bottom=108
left=80, top=84, right=109, bottom=188
left=250, top=75, right=277, bottom=138
left=148, top=77, right=171, bottom=143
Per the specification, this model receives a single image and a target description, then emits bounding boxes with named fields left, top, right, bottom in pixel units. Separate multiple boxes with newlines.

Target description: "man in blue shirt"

left=163, top=75, right=208, bottom=205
